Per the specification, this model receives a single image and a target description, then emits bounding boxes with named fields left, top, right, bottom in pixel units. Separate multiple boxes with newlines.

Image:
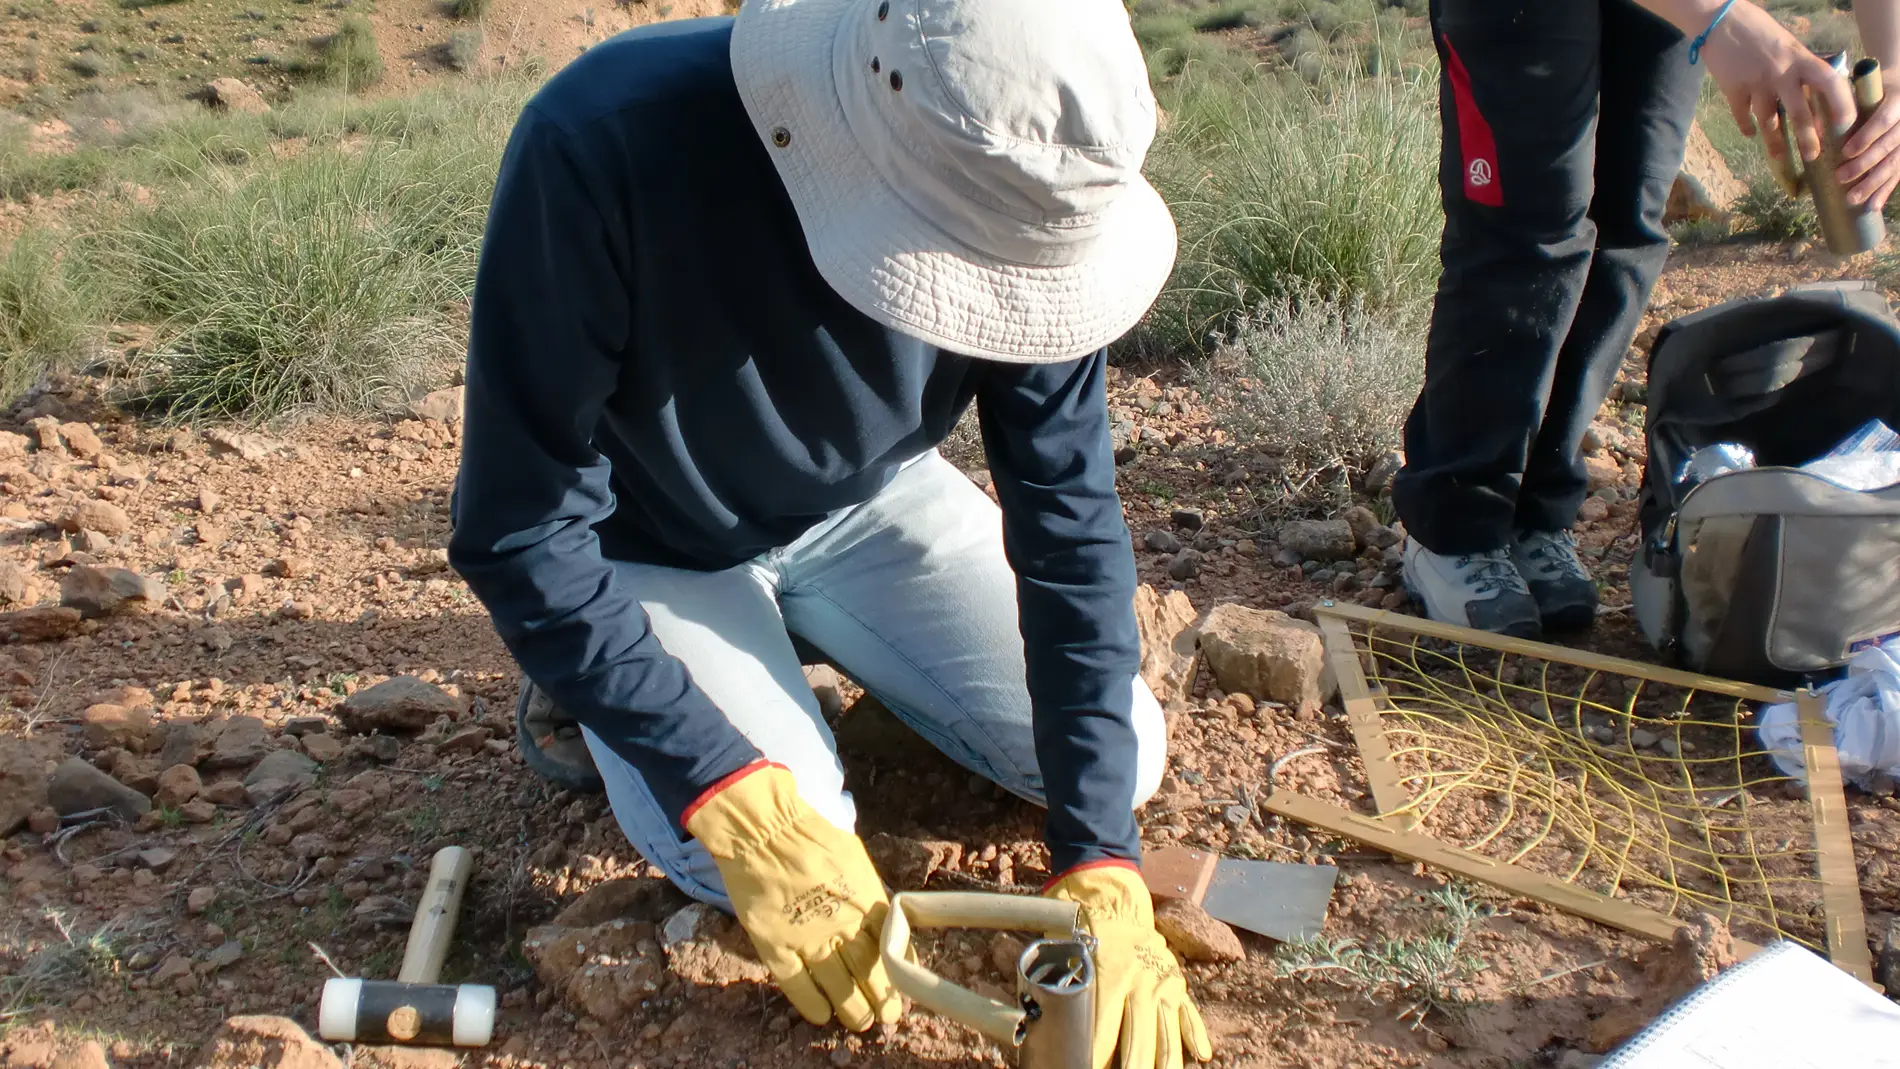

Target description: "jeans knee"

left=1131, top=678, right=1167, bottom=807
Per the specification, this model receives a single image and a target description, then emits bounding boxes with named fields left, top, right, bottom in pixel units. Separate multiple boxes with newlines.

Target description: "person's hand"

left=1839, top=68, right=1900, bottom=209
left=1695, top=1, right=1856, bottom=165
left=1044, top=862, right=1213, bottom=1069
left=682, top=761, right=902, bottom=1031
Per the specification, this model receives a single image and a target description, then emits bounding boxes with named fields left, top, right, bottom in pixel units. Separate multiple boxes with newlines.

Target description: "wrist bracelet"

left=1688, top=0, right=1739, bottom=66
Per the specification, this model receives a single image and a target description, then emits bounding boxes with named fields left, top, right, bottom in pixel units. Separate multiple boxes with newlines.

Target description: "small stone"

left=1168, top=550, right=1202, bottom=581
left=244, top=749, right=318, bottom=788
left=1631, top=729, right=1660, bottom=749
left=283, top=716, right=330, bottom=737
left=1143, top=530, right=1182, bottom=554
left=157, top=722, right=209, bottom=770
left=180, top=799, right=216, bottom=822
left=270, top=556, right=313, bottom=579
left=155, top=764, right=202, bottom=808
left=337, top=676, right=463, bottom=734
left=202, top=77, right=269, bottom=114
left=299, top=734, right=345, bottom=762
left=1363, top=451, right=1404, bottom=495
left=27, top=806, right=60, bottom=834
left=187, top=887, right=218, bottom=914
left=1578, top=497, right=1611, bottom=524
left=61, top=566, right=165, bottom=618
left=1153, top=899, right=1245, bottom=963
left=437, top=726, right=492, bottom=756
left=57, top=422, right=105, bottom=459
left=0, top=605, right=84, bottom=644
left=1278, top=519, right=1356, bottom=563
left=47, top=757, right=152, bottom=820
left=1223, top=805, right=1249, bottom=827
left=363, top=734, right=403, bottom=763
left=60, top=500, right=131, bottom=537
left=201, top=780, right=249, bottom=806
left=409, top=386, right=465, bottom=424
left=136, top=847, right=178, bottom=871
left=204, top=939, right=245, bottom=970
left=1659, top=738, right=1680, bottom=757
left=0, top=561, right=29, bottom=607
left=1170, top=507, right=1204, bottom=531
left=197, top=488, right=222, bottom=514
left=83, top=702, right=154, bottom=750
left=1191, top=604, right=1333, bottom=714
left=206, top=715, right=272, bottom=770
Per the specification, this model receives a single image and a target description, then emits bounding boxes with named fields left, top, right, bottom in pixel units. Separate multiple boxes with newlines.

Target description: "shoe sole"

left=516, top=679, right=606, bottom=794
left=1537, top=599, right=1598, bottom=634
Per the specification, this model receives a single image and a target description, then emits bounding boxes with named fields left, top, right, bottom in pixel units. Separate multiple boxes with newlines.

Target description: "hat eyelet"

left=889, top=70, right=903, bottom=91
left=870, top=56, right=880, bottom=73
left=771, top=126, right=791, bottom=148
left=876, top=1, right=888, bottom=20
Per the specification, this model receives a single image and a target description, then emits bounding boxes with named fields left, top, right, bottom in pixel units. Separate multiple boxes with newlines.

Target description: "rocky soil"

left=5, top=241, right=1900, bottom=1069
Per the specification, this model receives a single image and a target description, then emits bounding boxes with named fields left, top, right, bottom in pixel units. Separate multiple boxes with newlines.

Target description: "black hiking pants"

left=1391, top=0, right=1703, bottom=555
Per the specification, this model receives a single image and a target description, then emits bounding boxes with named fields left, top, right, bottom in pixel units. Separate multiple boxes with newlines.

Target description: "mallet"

left=318, top=846, right=496, bottom=1047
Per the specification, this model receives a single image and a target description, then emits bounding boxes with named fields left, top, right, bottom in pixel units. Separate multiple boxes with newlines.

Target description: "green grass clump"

left=1733, top=175, right=1818, bottom=241
left=88, top=138, right=490, bottom=418
left=1274, top=884, right=1495, bottom=1025
left=1143, top=51, right=1442, bottom=354
left=313, top=15, right=383, bottom=91
left=0, top=229, right=91, bottom=401
left=448, top=0, right=493, bottom=18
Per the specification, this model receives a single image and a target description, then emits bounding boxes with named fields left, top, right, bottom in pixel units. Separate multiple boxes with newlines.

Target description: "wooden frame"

left=1289, top=602, right=1874, bottom=985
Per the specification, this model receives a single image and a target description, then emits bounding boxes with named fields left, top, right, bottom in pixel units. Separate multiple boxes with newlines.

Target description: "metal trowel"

left=1142, top=845, right=1336, bottom=943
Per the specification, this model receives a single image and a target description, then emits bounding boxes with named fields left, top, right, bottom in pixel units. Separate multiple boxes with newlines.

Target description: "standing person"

left=1395, top=0, right=1900, bottom=639
left=447, top=2, right=1210, bottom=1067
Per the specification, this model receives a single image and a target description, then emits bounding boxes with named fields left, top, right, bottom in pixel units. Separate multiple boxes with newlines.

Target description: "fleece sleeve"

left=446, top=106, right=761, bottom=828
left=975, top=350, right=1145, bottom=875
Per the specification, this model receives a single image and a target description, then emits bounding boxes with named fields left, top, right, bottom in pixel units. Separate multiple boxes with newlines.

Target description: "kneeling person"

left=447, top=3, right=1210, bottom=1067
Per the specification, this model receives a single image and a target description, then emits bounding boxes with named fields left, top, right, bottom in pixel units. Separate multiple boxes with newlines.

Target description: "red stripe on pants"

left=1442, top=32, right=1502, bottom=207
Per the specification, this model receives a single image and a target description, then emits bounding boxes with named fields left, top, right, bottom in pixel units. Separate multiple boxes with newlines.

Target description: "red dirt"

left=2, top=237, right=1896, bottom=1069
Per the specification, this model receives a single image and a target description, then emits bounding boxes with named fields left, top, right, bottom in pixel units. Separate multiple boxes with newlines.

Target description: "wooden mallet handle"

left=398, top=846, right=472, bottom=985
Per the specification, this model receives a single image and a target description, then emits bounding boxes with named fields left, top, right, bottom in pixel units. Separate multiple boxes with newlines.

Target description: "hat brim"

left=729, top=0, right=1179, bottom=364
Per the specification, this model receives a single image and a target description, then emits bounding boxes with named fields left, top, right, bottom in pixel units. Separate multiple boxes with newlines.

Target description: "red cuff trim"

left=1040, top=857, right=1139, bottom=894
left=680, top=759, right=784, bottom=827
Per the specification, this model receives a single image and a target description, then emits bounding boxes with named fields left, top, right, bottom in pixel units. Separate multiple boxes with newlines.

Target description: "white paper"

left=1600, top=941, right=1900, bottom=1069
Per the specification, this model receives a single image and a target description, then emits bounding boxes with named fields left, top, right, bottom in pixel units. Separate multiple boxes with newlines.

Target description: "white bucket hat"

left=729, top=0, right=1178, bottom=364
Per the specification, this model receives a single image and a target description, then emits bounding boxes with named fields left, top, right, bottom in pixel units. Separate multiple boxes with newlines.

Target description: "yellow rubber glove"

left=682, top=761, right=902, bottom=1032
left=1045, top=862, right=1214, bottom=1069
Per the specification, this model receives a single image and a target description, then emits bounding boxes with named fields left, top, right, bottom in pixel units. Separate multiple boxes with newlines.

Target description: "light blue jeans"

left=581, top=450, right=1167, bottom=911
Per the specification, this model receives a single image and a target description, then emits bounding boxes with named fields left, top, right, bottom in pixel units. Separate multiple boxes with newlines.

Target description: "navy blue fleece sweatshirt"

left=447, top=17, right=1144, bottom=875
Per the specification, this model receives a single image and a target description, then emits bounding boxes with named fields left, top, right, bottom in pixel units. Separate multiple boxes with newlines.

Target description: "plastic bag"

left=1675, top=442, right=1756, bottom=491
left=1758, top=637, right=1900, bottom=789
left=1801, top=418, right=1900, bottom=492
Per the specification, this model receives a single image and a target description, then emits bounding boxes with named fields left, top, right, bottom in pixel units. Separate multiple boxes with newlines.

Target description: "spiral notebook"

left=1600, top=941, right=1900, bottom=1069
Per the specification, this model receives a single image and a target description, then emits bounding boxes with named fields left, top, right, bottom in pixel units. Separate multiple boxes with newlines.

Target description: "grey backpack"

left=1631, top=280, right=1900, bottom=687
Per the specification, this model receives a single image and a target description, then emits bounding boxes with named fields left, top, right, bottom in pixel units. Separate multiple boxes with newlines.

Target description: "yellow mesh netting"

left=1309, top=606, right=1862, bottom=955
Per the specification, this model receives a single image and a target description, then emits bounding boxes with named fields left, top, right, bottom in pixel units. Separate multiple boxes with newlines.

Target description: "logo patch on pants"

left=1442, top=32, right=1502, bottom=207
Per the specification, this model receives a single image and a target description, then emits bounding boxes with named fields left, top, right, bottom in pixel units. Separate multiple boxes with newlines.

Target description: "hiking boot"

left=515, top=677, right=605, bottom=793
left=1510, top=529, right=1598, bottom=633
left=1401, top=540, right=1542, bottom=639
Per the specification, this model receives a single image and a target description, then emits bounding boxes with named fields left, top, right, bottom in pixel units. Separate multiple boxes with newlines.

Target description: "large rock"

left=60, top=501, right=130, bottom=537
left=156, top=764, right=203, bottom=808
left=0, top=429, right=29, bottom=459
left=864, top=831, right=964, bottom=889
left=190, top=1016, right=344, bottom=1069
left=1276, top=519, right=1356, bottom=563
left=552, top=876, right=691, bottom=928
left=337, top=676, right=463, bottom=734
left=1193, top=604, right=1333, bottom=714
left=1665, top=120, right=1744, bottom=226
left=202, top=78, right=269, bottom=114
left=1134, top=584, right=1200, bottom=709
left=0, top=737, right=60, bottom=836
left=204, top=716, right=272, bottom=770
left=658, top=904, right=771, bottom=987
left=47, top=756, right=152, bottom=821
left=49, top=1041, right=109, bottom=1069
left=1154, top=899, right=1245, bottom=963
left=0, top=606, right=83, bottom=643
left=61, top=566, right=165, bottom=618
left=56, top=423, right=104, bottom=459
